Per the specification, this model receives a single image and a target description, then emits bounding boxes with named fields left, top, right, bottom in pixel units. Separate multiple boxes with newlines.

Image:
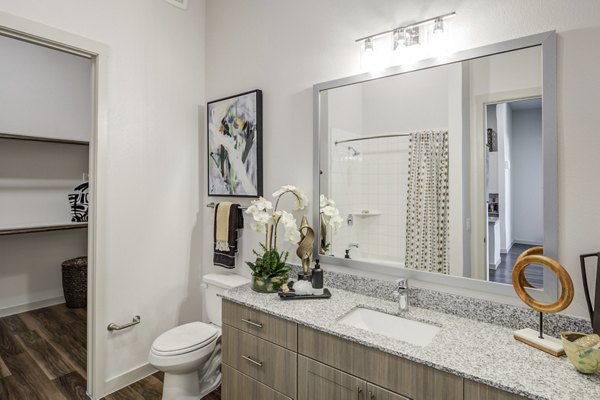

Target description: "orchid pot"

left=245, top=185, right=309, bottom=293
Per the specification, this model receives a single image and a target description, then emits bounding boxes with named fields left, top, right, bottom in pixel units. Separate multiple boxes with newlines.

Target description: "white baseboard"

left=489, top=258, right=501, bottom=270
left=101, top=363, right=157, bottom=399
left=514, top=240, right=544, bottom=246
left=0, top=296, right=65, bottom=318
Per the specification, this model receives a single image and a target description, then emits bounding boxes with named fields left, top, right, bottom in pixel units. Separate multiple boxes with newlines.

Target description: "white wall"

left=497, top=103, right=513, bottom=252
left=0, top=230, right=87, bottom=315
left=205, top=0, right=600, bottom=319
left=511, top=107, right=543, bottom=244
left=0, top=0, right=206, bottom=396
left=0, top=34, right=92, bottom=141
left=0, top=139, right=89, bottom=314
left=361, top=67, right=449, bottom=135
left=0, top=140, right=89, bottom=227
left=487, top=105, right=498, bottom=194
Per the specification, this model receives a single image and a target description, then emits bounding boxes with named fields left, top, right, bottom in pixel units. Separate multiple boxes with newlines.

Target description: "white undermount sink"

left=337, top=307, right=440, bottom=347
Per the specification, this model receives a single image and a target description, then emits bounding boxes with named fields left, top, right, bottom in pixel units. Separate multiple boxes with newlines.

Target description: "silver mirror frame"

left=313, top=31, right=557, bottom=299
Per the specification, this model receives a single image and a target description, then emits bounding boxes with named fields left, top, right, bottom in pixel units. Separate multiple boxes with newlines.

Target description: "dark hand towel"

left=213, top=203, right=244, bottom=268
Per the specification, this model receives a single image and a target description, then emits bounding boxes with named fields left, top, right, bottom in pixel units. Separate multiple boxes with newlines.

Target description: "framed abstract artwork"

left=207, top=89, right=263, bottom=197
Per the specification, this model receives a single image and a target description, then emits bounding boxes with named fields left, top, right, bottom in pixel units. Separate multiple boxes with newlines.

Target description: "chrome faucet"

left=393, top=278, right=409, bottom=313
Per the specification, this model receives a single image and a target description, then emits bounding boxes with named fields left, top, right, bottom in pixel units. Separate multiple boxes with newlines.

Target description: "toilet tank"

left=202, top=273, right=250, bottom=326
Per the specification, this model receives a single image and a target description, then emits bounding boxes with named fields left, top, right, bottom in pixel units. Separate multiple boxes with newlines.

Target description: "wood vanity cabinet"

left=221, top=300, right=525, bottom=400
left=463, top=380, right=525, bottom=400
left=298, top=355, right=409, bottom=400
left=297, top=325, right=462, bottom=400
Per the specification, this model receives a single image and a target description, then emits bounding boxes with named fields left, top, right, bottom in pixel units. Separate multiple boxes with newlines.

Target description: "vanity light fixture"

left=357, top=11, right=455, bottom=70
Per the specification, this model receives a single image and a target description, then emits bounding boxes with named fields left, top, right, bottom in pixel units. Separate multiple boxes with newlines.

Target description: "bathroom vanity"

left=219, top=284, right=600, bottom=400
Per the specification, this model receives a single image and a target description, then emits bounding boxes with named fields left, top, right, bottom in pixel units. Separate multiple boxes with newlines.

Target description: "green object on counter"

left=251, top=274, right=288, bottom=293
left=562, top=332, right=600, bottom=374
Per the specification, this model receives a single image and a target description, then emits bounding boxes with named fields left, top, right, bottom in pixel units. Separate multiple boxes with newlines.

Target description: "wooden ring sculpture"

left=514, top=246, right=544, bottom=289
left=512, top=254, right=574, bottom=314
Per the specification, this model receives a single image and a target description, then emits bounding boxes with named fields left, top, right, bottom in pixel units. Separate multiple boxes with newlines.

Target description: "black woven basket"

left=61, top=256, right=87, bottom=308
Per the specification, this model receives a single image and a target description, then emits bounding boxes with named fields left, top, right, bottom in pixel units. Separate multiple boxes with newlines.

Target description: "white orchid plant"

left=319, top=194, right=343, bottom=254
left=245, top=185, right=309, bottom=281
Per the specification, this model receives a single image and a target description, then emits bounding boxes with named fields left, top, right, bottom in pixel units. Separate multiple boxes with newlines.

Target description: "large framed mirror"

left=313, top=31, right=557, bottom=299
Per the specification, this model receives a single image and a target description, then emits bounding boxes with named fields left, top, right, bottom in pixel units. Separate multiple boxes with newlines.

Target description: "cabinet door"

left=222, top=364, right=291, bottom=400
left=366, top=383, right=410, bottom=400
left=222, top=325, right=297, bottom=398
left=299, top=326, right=463, bottom=400
left=464, top=380, right=525, bottom=400
left=298, top=355, right=366, bottom=400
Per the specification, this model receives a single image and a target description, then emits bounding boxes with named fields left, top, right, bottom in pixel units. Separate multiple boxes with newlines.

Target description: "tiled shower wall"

left=330, top=128, right=409, bottom=265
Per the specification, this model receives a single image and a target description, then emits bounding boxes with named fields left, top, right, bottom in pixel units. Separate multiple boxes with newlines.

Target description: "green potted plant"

left=245, top=185, right=308, bottom=292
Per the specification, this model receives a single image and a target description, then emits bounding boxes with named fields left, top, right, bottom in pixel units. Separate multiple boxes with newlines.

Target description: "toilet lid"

left=151, top=322, right=218, bottom=356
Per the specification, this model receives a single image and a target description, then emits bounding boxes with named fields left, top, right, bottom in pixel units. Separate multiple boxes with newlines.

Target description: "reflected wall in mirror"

left=486, top=98, right=543, bottom=285
left=316, top=41, right=555, bottom=291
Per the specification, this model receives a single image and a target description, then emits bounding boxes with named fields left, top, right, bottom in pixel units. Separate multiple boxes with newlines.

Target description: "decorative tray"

left=278, top=288, right=332, bottom=300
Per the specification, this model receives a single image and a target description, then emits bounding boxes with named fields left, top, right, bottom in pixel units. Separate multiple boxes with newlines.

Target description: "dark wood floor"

left=104, top=372, right=221, bottom=400
left=489, top=243, right=543, bottom=286
left=0, top=304, right=88, bottom=399
left=0, top=304, right=221, bottom=400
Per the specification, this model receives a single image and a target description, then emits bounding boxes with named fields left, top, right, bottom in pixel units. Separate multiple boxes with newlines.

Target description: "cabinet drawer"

left=298, top=326, right=463, bottom=400
left=222, top=364, right=292, bottom=400
left=464, top=380, right=525, bottom=400
left=223, top=300, right=297, bottom=350
left=222, top=324, right=297, bottom=398
left=298, top=355, right=366, bottom=400
left=367, top=383, right=410, bottom=400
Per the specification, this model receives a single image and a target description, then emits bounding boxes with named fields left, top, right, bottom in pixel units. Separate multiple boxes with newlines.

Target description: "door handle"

left=356, top=385, right=362, bottom=400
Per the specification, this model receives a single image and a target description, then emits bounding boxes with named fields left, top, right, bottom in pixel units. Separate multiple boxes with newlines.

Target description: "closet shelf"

left=0, top=222, right=88, bottom=236
left=0, top=132, right=89, bottom=146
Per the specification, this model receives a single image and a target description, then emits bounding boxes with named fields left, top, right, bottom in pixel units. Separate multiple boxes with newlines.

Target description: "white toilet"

left=148, top=273, right=250, bottom=400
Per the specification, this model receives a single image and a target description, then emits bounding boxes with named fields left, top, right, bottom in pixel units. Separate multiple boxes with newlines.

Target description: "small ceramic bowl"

left=561, top=332, right=600, bottom=374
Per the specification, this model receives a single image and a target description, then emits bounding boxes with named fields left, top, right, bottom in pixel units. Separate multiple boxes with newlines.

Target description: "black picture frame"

left=207, top=89, right=263, bottom=197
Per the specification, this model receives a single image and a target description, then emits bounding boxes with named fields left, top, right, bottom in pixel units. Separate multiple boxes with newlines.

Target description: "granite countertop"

left=221, top=285, right=600, bottom=400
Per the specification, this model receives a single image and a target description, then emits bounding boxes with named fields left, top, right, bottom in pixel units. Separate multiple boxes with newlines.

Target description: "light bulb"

left=433, top=18, right=444, bottom=35
left=393, top=29, right=403, bottom=51
left=364, top=37, right=373, bottom=52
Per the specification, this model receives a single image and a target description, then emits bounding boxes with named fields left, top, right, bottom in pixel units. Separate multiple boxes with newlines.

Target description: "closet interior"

left=0, top=32, right=92, bottom=393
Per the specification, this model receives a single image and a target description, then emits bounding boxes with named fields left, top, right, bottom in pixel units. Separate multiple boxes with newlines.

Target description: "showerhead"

left=347, top=146, right=361, bottom=156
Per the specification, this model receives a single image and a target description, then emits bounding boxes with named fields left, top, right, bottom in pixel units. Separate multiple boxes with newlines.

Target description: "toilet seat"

left=151, top=322, right=219, bottom=357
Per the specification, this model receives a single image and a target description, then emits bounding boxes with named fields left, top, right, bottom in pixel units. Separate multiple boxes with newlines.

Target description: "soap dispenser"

left=311, top=259, right=324, bottom=295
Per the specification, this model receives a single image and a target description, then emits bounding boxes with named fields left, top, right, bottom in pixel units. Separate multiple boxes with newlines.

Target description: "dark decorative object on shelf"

left=68, top=182, right=89, bottom=222
left=62, top=256, right=87, bottom=308
left=207, top=89, right=263, bottom=197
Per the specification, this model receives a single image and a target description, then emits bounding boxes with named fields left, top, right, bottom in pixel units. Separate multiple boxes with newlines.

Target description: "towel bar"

left=206, top=202, right=248, bottom=210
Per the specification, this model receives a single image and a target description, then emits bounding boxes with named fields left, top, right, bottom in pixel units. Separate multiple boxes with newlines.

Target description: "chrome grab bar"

left=107, top=315, right=141, bottom=331
left=241, top=355, right=263, bottom=367
left=241, top=318, right=263, bottom=328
